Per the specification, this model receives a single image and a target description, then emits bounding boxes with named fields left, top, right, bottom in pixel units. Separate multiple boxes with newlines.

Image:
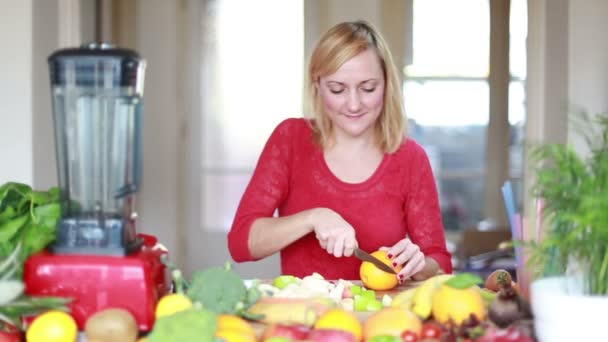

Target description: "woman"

left=228, top=20, right=452, bottom=281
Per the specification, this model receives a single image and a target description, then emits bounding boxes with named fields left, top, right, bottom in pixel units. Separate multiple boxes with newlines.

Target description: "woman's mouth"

left=343, top=113, right=365, bottom=118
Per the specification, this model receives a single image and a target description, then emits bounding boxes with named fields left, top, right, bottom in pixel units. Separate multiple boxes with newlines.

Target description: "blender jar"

left=48, top=43, right=145, bottom=255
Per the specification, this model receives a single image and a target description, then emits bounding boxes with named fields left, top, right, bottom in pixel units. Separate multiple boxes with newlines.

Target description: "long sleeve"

left=404, top=143, right=453, bottom=274
left=227, top=119, right=294, bottom=262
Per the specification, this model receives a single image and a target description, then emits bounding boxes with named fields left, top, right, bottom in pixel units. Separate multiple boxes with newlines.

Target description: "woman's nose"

left=347, top=90, right=362, bottom=112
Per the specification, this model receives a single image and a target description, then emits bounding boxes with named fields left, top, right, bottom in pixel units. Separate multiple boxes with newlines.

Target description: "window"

left=404, top=0, right=527, bottom=231
left=200, top=0, right=304, bottom=232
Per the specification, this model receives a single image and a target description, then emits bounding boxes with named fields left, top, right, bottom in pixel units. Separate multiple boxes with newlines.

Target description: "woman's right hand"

left=309, top=208, right=358, bottom=258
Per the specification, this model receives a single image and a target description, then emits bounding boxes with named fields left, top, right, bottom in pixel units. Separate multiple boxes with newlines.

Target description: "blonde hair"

left=307, top=20, right=407, bottom=153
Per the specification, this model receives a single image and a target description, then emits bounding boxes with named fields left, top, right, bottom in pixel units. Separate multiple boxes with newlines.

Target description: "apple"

left=307, top=329, right=358, bottom=342
left=262, top=324, right=311, bottom=341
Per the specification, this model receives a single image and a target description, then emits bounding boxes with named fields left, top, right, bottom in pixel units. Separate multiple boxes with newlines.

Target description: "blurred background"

left=1, top=0, right=607, bottom=278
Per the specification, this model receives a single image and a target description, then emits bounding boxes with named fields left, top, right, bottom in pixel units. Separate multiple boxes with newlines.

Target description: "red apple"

left=307, top=329, right=358, bottom=342
left=263, top=324, right=311, bottom=341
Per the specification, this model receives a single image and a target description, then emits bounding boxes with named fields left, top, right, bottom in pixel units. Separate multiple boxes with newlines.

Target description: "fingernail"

left=387, top=253, right=393, bottom=259
left=399, top=274, right=404, bottom=280
left=392, top=262, right=397, bottom=267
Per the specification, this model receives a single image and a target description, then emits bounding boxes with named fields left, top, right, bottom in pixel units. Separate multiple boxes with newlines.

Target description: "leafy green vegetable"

left=0, top=182, right=61, bottom=278
left=147, top=308, right=217, bottom=342
left=0, top=242, right=72, bottom=330
left=445, top=273, right=484, bottom=289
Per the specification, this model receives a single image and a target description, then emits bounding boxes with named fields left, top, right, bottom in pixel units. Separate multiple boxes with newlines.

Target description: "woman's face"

left=318, top=48, right=385, bottom=141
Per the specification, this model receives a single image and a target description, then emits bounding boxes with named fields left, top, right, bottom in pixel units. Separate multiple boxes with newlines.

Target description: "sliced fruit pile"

left=255, top=273, right=391, bottom=313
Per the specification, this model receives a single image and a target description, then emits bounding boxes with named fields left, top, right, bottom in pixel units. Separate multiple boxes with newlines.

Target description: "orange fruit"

left=26, top=310, right=78, bottom=342
left=216, top=314, right=256, bottom=337
left=431, top=284, right=486, bottom=326
left=313, top=308, right=362, bottom=340
left=359, top=250, right=402, bottom=290
left=363, top=307, right=422, bottom=340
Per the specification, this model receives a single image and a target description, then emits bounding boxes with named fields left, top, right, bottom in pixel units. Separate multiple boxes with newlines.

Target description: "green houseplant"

left=527, top=112, right=608, bottom=342
left=528, top=111, right=608, bottom=295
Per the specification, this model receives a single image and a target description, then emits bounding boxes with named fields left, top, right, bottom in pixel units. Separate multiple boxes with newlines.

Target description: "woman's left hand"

left=382, top=238, right=426, bottom=283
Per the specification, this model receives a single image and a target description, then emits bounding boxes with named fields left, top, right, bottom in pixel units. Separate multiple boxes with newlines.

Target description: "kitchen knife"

left=354, top=248, right=397, bottom=274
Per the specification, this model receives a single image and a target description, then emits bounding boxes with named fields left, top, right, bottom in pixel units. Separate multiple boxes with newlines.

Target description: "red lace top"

left=228, top=118, right=452, bottom=279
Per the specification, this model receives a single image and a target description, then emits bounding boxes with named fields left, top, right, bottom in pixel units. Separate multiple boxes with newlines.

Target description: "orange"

left=363, top=307, right=422, bottom=340
left=216, top=314, right=256, bottom=337
left=359, top=250, right=402, bottom=290
left=431, top=284, right=486, bottom=326
left=26, top=310, right=78, bottom=342
left=313, top=308, right=362, bottom=341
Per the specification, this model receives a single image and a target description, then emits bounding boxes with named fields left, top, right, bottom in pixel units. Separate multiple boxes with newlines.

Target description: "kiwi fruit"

left=85, top=308, right=139, bottom=342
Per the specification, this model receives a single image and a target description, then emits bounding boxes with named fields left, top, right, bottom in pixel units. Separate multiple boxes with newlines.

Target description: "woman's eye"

left=329, top=88, right=344, bottom=94
left=362, top=87, right=376, bottom=93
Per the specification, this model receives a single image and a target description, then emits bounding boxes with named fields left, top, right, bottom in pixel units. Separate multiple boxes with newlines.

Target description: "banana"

left=391, top=286, right=417, bottom=309
left=411, top=274, right=454, bottom=319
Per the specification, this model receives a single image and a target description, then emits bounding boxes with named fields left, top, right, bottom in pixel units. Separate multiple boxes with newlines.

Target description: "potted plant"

left=526, top=111, right=608, bottom=341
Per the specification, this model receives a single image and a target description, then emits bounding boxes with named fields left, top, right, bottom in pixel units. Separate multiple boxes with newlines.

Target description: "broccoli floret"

left=187, top=262, right=248, bottom=314
left=148, top=308, right=216, bottom=342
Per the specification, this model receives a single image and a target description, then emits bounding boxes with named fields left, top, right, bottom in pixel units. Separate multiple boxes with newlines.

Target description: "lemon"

left=314, top=309, right=362, bottom=340
left=360, top=250, right=401, bottom=291
left=155, top=293, right=193, bottom=318
left=26, top=310, right=78, bottom=342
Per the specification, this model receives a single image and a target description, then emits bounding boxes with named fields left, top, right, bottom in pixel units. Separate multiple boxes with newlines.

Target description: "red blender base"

left=23, top=234, right=171, bottom=332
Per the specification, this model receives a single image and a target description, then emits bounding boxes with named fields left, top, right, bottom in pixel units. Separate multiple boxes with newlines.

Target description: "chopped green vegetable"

left=366, top=299, right=383, bottom=311
left=350, top=285, right=362, bottom=295
left=273, top=275, right=298, bottom=289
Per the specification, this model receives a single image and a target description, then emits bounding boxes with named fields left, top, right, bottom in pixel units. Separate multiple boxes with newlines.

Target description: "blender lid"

left=48, top=43, right=145, bottom=87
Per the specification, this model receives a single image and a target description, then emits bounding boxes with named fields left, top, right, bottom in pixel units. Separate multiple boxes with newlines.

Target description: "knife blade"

left=354, top=248, right=397, bottom=274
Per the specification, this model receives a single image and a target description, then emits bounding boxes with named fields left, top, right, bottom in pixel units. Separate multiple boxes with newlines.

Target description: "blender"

left=23, top=43, right=171, bottom=331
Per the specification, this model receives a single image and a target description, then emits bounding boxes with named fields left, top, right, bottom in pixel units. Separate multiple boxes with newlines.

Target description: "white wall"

left=568, top=0, right=608, bottom=153
left=0, top=0, right=33, bottom=185
left=134, top=0, right=181, bottom=263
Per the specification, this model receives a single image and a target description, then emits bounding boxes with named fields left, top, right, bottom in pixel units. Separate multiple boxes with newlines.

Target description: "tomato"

left=400, top=330, right=418, bottom=342
left=421, top=321, right=443, bottom=339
